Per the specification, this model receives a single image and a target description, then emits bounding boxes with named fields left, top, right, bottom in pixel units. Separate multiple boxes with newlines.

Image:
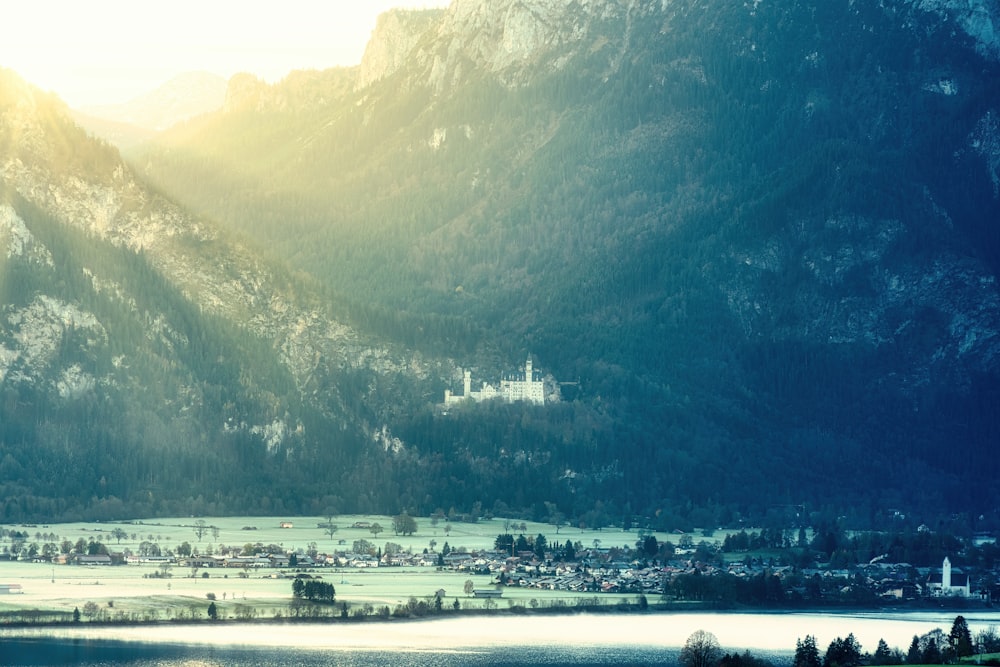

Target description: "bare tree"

left=680, top=630, right=721, bottom=667
left=193, top=520, right=208, bottom=542
left=321, top=510, right=338, bottom=542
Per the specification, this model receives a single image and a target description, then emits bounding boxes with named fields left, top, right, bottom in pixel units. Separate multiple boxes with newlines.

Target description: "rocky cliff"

left=3, top=0, right=1000, bottom=525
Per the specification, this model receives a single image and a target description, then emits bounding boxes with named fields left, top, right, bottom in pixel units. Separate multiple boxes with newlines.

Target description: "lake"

left=3, top=610, right=998, bottom=666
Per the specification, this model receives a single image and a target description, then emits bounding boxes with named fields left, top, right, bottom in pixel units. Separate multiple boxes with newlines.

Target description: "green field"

left=0, top=515, right=670, bottom=622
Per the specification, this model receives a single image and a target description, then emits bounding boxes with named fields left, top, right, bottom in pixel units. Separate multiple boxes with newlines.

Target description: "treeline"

left=291, top=578, right=336, bottom=603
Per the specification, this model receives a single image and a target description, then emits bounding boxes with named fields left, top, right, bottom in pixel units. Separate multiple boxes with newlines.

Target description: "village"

left=3, top=517, right=998, bottom=611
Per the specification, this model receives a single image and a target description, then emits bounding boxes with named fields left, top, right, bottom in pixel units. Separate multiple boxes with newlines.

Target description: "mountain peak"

left=79, top=71, right=227, bottom=132
left=358, top=8, right=445, bottom=89
left=423, top=0, right=628, bottom=89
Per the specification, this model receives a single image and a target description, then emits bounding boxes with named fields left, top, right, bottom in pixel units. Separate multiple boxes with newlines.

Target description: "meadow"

left=0, top=515, right=672, bottom=623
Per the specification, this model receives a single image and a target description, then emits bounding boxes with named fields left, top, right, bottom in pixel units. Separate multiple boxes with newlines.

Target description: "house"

left=473, top=588, right=503, bottom=598
left=279, top=522, right=294, bottom=529
left=76, top=554, right=112, bottom=566
left=927, top=557, right=970, bottom=597
left=0, top=583, right=24, bottom=594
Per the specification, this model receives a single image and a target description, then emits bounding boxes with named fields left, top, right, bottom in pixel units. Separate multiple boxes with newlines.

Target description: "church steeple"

left=942, top=556, right=952, bottom=589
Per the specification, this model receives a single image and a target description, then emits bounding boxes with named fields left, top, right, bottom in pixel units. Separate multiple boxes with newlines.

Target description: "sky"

left=1, top=1, right=450, bottom=108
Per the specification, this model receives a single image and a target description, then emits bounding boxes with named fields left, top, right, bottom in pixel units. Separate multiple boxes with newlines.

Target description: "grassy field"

left=0, top=515, right=669, bottom=622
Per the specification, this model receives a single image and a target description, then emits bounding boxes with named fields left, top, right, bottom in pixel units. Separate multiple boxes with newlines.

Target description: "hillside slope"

left=2, top=0, right=1000, bottom=529
left=136, top=0, right=1000, bottom=526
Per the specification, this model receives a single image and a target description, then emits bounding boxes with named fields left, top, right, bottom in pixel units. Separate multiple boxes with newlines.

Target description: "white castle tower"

left=942, top=556, right=952, bottom=589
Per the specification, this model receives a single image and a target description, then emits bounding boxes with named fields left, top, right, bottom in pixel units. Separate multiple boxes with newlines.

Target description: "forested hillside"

left=3, top=0, right=1000, bottom=529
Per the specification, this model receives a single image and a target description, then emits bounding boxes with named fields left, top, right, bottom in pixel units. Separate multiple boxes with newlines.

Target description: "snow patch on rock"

left=0, top=204, right=52, bottom=265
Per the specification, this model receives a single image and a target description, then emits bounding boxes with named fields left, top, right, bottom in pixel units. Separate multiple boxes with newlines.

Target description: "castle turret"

left=525, top=356, right=533, bottom=382
left=943, top=556, right=952, bottom=589
left=463, top=369, right=472, bottom=398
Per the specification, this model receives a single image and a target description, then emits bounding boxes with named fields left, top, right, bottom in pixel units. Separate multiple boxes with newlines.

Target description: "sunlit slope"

left=138, top=1, right=1000, bottom=521
left=2, top=0, right=1000, bottom=526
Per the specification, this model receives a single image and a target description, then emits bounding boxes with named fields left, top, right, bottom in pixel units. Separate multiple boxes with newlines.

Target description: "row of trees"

left=685, top=616, right=994, bottom=667
left=291, top=578, right=336, bottom=603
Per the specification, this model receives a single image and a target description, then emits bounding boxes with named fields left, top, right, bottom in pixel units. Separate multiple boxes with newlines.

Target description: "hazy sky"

left=2, top=1, right=450, bottom=108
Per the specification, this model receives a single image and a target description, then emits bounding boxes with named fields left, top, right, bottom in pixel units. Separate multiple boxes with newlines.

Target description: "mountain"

left=4, top=0, right=1000, bottom=530
left=72, top=71, right=228, bottom=146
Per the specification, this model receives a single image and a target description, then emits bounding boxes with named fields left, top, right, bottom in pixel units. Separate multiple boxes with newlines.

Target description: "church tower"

left=942, top=556, right=952, bottom=590
left=525, top=356, right=533, bottom=382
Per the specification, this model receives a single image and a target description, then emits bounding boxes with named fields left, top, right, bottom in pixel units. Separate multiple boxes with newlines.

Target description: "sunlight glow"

left=0, top=1, right=450, bottom=108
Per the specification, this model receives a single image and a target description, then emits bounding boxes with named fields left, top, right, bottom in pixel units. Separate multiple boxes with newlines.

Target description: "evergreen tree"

left=906, top=636, right=922, bottom=664
left=949, top=615, right=974, bottom=658
left=794, top=636, right=822, bottom=667
left=872, top=639, right=893, bottom=666
left=823, top=635, right=862, bottom=667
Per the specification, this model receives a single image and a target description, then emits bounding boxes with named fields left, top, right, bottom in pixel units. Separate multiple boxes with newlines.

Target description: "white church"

left=926, top=556, right=971, bottom=597
left=444, top=356, right=546, bottom=406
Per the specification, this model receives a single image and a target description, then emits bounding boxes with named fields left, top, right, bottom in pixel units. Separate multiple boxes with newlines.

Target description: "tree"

left=534, top=534, right=548, bottom=559
left=300, top=580, right=336, bottom=602
left=680, top=630, right=722, bottom=667
left=292, top=578, right=305, bottom=598
left=495, top=533, right=515, bottom=554
left=823, top=635, right=862, bottom=667
left=976, top=626, right=1000, bottom=655
left=464, top=580, right=475, bottom=596
left=325, top=522, right=338, bottom=542
left=369, top=522, right=384, bottom=539
left=393, top=512, right=417, bottom=536
left=720, top=651, right=773, bottom=667
left=82, top=601, right=99, bottom=619
left=193, top=519, right=208, bottom=542
left=922, top=638, right=941, bottom=665
left=794, top=636, right=822, bottom=667
left=207, top=601, right=218, bottom=620
left=906, top=636, right=922, bottom=665
left=949, top=615, right=974, bottom=658
left=111, top=527, right=128, bottom=544
left=871, top=639, right=893, bottom=666
left=72, top=606, right=80, bottom=623
left=642, top=535, right=659, bottom=558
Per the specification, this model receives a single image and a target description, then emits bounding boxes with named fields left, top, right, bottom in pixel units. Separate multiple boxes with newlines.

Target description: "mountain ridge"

left=2, top=0, right=1000, bottom=528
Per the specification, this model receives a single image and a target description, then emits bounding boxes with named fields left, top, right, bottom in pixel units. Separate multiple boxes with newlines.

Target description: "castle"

left=444, top=356, right=545, bottom=406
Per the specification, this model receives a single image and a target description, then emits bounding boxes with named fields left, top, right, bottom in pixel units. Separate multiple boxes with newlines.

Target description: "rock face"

left=0, top=70, right=430, bottom=420
left=419, top=0, right=628, bottom=89
left=358, top=9, right=445, bottom=88
left=911, top=0, right=1000, bottom=60
left=3, top=0, right=1000, bottom=522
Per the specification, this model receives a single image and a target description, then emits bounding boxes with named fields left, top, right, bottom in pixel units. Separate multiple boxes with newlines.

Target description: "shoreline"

left=4, top=608, right=1000, bottom=659
left=0, top=598, right=993, bottom=630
